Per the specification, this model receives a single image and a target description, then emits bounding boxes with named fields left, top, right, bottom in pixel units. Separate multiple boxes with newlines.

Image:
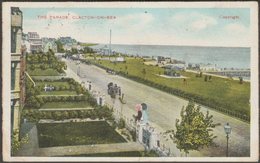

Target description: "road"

left=64, top=59, right=250, bottom=157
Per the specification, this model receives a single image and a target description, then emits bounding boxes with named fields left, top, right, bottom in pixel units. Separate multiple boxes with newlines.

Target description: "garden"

left=24, top=77, right=97, bottom=110
left=26, top=50, right=66, bottom=76
left=37, top=121, right=126, bottom=148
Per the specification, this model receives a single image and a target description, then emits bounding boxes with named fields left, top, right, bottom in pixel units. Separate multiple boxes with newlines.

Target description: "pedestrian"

left=118, top=87, right=121, bottom=96
left=89, top=83, right=92, bottom=90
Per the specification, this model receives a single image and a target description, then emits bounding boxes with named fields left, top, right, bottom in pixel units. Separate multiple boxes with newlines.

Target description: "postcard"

left=1, top=1, right=259, bottom=162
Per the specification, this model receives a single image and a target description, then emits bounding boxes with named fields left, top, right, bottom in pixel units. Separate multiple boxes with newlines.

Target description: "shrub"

left=40, top=64, right=48, bottom=70
left=36, top=97, right=44, bottom=105
left=118, top=118, right=125, bottom=129
left=30, top=65, right=35, bottom=71
left=26, top=96, right=41, bottom=109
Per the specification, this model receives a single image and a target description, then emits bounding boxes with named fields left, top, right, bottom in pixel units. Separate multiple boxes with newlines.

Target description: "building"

left=43, top=41, right=57, bottom=53
left=199, top=63, right=218, bottom=71
left=162, top=64, right=183, bottom=77
left=26, top=32, right=43, bottom=53
left=100, top=45, right=110, bottom=55
left=63, top=43, right=72, bottom=51
left=157, top=56, right=165, bottom=63
left=163, top=63, right=186, bottom=71
left=11, top=7, right=26, bottom=135
left=115, top=56, right=125, bottom=62
left=59, top=36, right=77, bottom=45
left=42, top=37, right=57, bottom=53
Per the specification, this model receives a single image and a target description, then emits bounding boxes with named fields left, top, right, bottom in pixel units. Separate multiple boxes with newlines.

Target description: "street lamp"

left=224, top=123, right=232, bottom=157
left=76, top=61, right=80, bottom=76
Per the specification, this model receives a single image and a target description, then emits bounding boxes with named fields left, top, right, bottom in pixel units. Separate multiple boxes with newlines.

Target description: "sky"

left=21, top=8, right=250, bottom=47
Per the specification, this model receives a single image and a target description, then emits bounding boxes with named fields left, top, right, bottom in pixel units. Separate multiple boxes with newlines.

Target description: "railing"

left=25, top=71, right=36, bottom=87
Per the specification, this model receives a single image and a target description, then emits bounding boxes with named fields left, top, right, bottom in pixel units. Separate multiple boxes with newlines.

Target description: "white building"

left=115, top=56, right=125, bottom=62
left=199, top=63, right=218, bottom=71
left=27, top=32, right=43, bottom=53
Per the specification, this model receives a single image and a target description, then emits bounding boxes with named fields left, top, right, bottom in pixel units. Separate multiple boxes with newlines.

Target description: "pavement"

left=64, top=58, right=250, bottom=157
left=35, top=142, right=144, bottom=156
left=16, top=123, right=39, bottom=156
left=39, top=107, right=93, bottom=111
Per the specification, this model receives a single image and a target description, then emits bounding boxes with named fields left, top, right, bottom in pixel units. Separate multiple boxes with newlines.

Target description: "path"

left=39, top=107, right=94, bottom=111
left=35, top=142, right=144, bottom=156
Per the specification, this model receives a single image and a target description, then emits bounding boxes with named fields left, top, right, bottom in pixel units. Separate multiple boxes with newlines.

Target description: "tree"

left=165, top=101, right=220, bottom=156
left=26, top=96, right=41, bottom=108
left=11, top=129, right=29, bottom=155
left=204, top=75, right=208, bottom=82
left=40, top=64, right=47, bottom=70
left=209, top=75, right=212, bottom=81
left=71, top=48, right=78, bottom=54
left=142, top=68, right=146, bottom=78
left=118, top=118, right=125, bottom=129
left=30, top=64, right=35, bottom=71
left=55, top=40, right=65, bottom=53
left=199, top=72, right=203, bottom=77
left=239, top=77, right=243, bottom=84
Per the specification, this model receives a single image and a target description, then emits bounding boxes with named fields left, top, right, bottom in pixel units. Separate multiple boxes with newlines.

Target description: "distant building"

left=77, top=45, right=83, bottom=51
left=115, top=56, right=125, bottom=62
left=165, top=57, right=171, bottom=63
left=63, top=43, right=72, bottom=51
left=100, top=45, right=110, bottom=55
left=43, top=41, right=57, bottom=53
left=199, top=63, right=218, bottom=71
left=27, top=32, right=43, bottom=53
left=188, top=63, right=200, bottom=70
left=164, top=63, right=186, bottom=70
left=59, top=36, right=77, bottom=45
left=11, top=7, right=26, bottom=135
left=157, top=56, right=165, bottom=63
left=42, top=37, right=57, bottom=53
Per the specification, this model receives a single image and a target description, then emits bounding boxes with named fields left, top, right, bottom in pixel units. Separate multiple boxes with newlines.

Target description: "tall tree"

left=55, top=40, right=65, bottom=53
left=165, top=101, right=220, bottom=156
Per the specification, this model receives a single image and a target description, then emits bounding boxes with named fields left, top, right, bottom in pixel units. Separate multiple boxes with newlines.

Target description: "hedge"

left=22, top=106, right=114, bottom=122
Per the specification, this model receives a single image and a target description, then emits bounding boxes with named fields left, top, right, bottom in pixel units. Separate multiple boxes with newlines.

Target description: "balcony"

left=11, top=90, right=20, bottom=100
left=11, top=53, right=21, bottom=62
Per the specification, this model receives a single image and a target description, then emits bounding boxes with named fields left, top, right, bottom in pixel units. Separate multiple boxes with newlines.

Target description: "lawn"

left=28, top=68, right=61, bottom=76
left=41, top=101, right=91, bottom=109
left=88, top=57, right=250, bottom=117
left=36, top=81, right=70, bottom=87
left=40, top=91, right=77, bottom=95
left=80, top=43, right=98, bottom=46
left=37, top=121, right=126, bottom=148
left=36, top=81, right=77, bottom=95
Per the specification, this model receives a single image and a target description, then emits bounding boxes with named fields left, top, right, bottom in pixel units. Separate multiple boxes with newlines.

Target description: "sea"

left=91, top=44, right=250, bottom=69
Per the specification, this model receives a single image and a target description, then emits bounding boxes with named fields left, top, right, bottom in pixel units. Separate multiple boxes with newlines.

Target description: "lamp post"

left=224, top=123, right=232, bottom=157
left=76, top=60, right=80, bottom=76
